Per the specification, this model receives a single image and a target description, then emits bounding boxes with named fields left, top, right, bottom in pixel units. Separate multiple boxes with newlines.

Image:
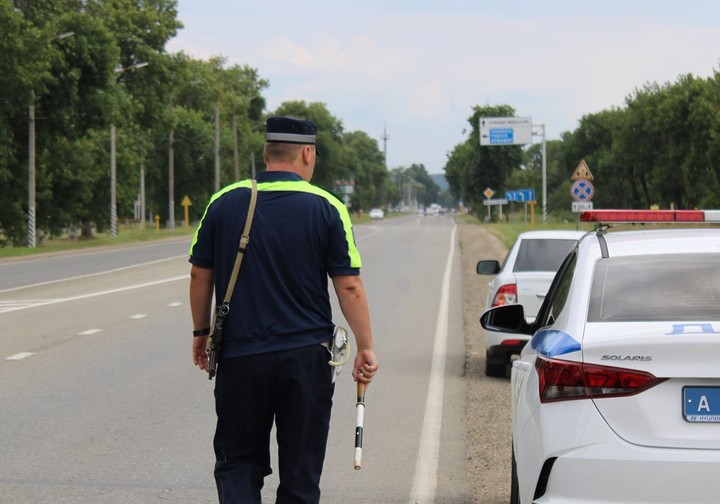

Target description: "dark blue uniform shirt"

left=189, top=171, right=362, bottom=358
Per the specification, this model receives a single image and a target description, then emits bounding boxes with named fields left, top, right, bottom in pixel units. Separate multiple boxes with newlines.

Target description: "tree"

left=403, top=164, right=440, bottom=207
left=444, top=105, right=523, bottom=216
left=270, top=101, right=345, bottom=191
left=341, top=131, right=387, bottom=211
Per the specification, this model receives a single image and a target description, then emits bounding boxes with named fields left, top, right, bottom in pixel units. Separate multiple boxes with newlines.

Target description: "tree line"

left=3, top=1, right=718, bottom=246
left=445, top=71, right=720, bottom=218
left=1, top=0, right=442, bottom=246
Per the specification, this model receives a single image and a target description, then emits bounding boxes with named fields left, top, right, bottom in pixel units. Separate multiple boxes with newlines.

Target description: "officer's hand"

left=193, top=336, right=209, bottom=372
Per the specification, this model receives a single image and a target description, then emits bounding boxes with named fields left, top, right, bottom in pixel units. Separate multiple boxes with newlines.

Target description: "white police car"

left=481, top=210, right=720, bottom=504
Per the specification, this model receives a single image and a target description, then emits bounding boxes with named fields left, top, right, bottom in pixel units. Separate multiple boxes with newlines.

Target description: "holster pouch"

left=327, top=326, right=350, bottom=383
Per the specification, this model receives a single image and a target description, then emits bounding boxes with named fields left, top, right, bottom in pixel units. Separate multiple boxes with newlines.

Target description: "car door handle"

left=536, top=292, right=546, bottom=299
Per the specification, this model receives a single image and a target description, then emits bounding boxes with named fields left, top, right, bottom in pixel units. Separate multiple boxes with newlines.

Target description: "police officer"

left=189, top=116, right=378, bottom=504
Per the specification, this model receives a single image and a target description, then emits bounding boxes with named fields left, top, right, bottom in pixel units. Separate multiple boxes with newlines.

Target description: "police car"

left=481, top=210, right=720, bottom=504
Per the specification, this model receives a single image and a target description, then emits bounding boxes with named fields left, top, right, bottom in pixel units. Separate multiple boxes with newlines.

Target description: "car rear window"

left=588, top=253, right=720, bottom=322
left=512, top=239, right=578, bottom=273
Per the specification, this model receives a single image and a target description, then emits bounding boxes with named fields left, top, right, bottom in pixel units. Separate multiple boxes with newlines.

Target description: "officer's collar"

left=255, top=171, right=303, bottom=183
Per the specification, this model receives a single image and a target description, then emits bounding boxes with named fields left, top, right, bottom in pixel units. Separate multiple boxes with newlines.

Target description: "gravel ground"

left=458, top=222, right=513, bottom=504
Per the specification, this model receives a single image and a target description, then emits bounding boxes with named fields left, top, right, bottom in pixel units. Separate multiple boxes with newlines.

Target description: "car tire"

left=484, top=352, right=507, bottom=377
left=510, top=444, right=520, bottom=504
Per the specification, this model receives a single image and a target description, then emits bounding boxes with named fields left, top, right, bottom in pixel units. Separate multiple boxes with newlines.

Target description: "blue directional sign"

left=480, top=117, right=533, bottom=146
left=506, top=189, right=536, bottom=202
left=489, top=128, right=514, bottom=145
left=516, top=188, right=535, bottom=202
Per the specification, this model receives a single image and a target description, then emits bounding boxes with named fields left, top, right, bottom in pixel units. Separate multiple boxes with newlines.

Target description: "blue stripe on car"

left=531, top=329, right=581, bottom=357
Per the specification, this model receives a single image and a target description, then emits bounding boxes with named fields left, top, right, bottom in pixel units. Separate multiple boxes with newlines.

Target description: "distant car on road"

left=482, top=209, right=720, bottom=504
left=476, top=229, right=586, bottom=377
left=369, top=208, right=384, bottom=220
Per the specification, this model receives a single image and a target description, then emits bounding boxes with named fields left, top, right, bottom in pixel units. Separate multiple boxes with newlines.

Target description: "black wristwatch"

left=193, top=327, right=211, bottom=337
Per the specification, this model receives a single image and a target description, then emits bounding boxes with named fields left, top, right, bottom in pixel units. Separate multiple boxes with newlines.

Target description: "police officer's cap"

left=265, top=116, right=317, bottom=146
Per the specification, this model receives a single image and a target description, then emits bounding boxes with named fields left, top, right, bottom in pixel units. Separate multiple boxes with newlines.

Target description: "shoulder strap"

left=222, top=179, right=258, bottom=305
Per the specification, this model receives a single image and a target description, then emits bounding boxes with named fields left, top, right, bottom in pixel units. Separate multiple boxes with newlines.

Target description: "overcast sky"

left=167, top=1, right=720, bottom=175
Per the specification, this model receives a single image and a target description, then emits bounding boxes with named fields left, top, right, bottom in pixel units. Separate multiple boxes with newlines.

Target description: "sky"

left=166, top=1, right=720, bottom=175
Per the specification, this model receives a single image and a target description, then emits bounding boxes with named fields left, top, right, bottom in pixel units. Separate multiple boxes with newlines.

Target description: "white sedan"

left=481, top=209, right=720, bottom=504
left=476, top=230, right=586, bottom=377
left=368, top=208, right=384, bottom=220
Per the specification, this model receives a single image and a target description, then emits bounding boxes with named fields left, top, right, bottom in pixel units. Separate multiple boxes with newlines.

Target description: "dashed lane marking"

left=0, top=275, right=188, bottom=315
left=79, top=329, right=102, bottom=336
left=6, top=352, right=36, bottom=361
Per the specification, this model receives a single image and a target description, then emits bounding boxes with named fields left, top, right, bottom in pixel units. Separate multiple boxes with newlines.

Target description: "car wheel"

left=510, top=445, right=520, bottom=504
left=484, top=353, right=507, bottom=377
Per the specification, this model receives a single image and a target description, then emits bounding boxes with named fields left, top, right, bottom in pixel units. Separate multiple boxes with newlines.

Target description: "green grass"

left=0, top=225, right=196, bottom=259
left=455, top=211, right=593, bottom=248
left=0, top=212, right=377, bottom=259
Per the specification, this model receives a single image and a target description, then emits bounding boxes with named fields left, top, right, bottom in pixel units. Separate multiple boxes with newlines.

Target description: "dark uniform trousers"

left=213, top=344, right=334, bottom=504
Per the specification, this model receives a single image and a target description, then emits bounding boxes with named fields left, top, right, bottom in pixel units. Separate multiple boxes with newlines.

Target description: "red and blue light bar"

left=580, top=210, right=720, bottom=223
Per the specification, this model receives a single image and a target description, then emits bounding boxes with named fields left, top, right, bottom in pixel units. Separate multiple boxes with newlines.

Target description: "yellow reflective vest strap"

left=189, top=180, right=252, bottom=255
left=190, top=179, right=362, bottom=269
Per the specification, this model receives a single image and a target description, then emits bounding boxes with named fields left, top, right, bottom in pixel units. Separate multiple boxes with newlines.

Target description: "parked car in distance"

left=482, top=209, right=720, bottom=504
left=476, top=229, right=586, bottom=377
left=369, top=208, right=384, bottom=220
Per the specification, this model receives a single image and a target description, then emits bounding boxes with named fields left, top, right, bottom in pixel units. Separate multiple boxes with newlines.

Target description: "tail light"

left=491, top=284, right=517, bottom=307
left=536, top=356, right=666, bottom=403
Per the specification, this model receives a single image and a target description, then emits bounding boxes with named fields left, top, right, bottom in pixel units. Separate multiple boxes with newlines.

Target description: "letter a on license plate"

left=683, top=387, right=720, bottom=422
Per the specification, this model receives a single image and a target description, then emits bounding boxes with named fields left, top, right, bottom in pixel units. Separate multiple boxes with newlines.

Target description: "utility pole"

left=111, top=61, right=148, bottom=237
left=168, top=126, right=175, bottom=230
left=214, top=104, right=221, bottom=192
left=232, top=114, right=239, bottom=181
left=110, top=123, right=117, bottom=237
left=28, top=101, right=36, bottom=247
left=381, top=125, right=390, bottom=168
left=140, top=165, right=146, bottom=229
left=28, top=31, right=74, bottom=247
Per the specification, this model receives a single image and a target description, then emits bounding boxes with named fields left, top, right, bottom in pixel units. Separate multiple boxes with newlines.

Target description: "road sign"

left=181, top=195, right=192, bottom=229
left=571, top=179, right=594, bottom=202
left=572, top=160, right=594, bottom=180
left=505, top=189, right=535, bottom=202
left=572, top=201, right=594, bottom=212
left=483, top=198, right=508, bottom=206
left=483, top=187, right=495, bottom=199
left=479, top=117, right=533, bottom=146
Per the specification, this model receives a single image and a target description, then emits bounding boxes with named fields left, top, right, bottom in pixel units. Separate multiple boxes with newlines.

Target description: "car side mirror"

left=480, top=304, right=532, bottom=335
left=476, top=260, right=501, bottom=275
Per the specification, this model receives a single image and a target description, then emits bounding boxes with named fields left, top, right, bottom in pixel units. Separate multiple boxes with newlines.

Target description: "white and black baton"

left=354, top=382, right=366, bottom=470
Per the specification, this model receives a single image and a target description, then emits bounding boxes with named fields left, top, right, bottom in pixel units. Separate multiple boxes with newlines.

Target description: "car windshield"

left=512, top=239, right=578, bottom=273
left=588, top=253, right=720, bottom=322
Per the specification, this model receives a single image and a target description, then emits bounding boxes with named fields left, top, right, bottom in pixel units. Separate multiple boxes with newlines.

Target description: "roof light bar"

left=580, top=210, right=720, bottom=223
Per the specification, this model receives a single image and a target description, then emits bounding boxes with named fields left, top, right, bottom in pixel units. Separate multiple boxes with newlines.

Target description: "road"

left=0, top=215, right=510, bottom=503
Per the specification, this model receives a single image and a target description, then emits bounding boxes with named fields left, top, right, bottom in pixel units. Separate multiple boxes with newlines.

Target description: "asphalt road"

left=0, top=214, right=513, bottom=504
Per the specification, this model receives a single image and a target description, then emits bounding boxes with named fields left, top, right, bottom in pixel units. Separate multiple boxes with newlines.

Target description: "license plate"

left=683, top=387, right=720, bottom=423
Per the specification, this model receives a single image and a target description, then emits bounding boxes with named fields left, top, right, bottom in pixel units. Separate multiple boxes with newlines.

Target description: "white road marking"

left=79, top=329, right=102, bottom=335
left=0, top=275, right=188, bottom=315
left=168, top=302, right=182, bottom=307
left=129, top=314, right=148, bottom=319
left=409, top=224, right=456, bottom=504
left=0, top=300, right=56, bottom=313
left=6, top=352, right=35, bottom=361
left=0, top=255, right=187, bottom=294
